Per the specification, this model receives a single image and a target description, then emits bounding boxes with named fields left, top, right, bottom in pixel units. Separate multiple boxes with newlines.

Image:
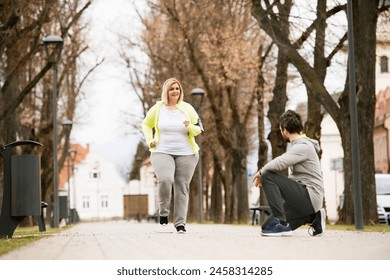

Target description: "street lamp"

left=62, top=119, right=73, bottom=224
left=62, top=119, right=73, bottom=128
left=136, top=156, right=143, bottom=222
left=346, top=0, right=363, bottom=230
left=67, top=148, right=77, bottom=223
left=191, top=88, right=205, bottom=112
left=43, top=35, right=63, bottom=228
left=191, top=88, right=205, bottom=223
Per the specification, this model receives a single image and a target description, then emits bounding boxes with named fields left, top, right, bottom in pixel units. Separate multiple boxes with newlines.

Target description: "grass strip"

left=0, top=226, right=70, bottom=256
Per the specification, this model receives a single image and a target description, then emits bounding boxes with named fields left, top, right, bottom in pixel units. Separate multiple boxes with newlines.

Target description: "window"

left=101, top=195, right=108, bottom=208
left=90, top=171, right=101, bottom=179
left=381, top=136, right=388, bottom=162
left=380, top=56, right=388, bottom=73
left=82, top=196, right=90, bottom=209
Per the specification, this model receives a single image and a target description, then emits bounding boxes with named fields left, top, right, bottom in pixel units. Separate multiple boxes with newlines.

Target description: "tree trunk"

left=39, top=85, right=55, bottom=221
left=0, top=37, right=20, bottom=210
left=266, top=0, right=291, bottom=161
left=251, top=0, right=379, bottom=224
left=188, top=168, right=200, bottom=222
left=255, top=43, right=269, bottom=217
left=267, top=51, right=288, bottom=160
left=224, top=156, right=234, bottom=223
left=304, top=0, right=326, bottom=142
left=338, top=0, right=378, bottom=224
left=233, top=124, right=249, bottom=223
left=210, top=155, right=224, bottom=223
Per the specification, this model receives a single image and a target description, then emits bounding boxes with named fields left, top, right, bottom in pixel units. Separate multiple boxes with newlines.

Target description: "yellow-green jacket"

left=141, top=101, right=202, bottom=154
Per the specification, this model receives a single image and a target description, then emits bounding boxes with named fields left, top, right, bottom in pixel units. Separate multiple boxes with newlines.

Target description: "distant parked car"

left=377, top=205, right=388, bottom=225
left=376, top=174, right=390, bottom=225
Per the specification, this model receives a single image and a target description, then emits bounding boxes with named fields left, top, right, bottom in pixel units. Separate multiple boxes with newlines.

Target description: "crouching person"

left=253, top=110, right=326, bottom=237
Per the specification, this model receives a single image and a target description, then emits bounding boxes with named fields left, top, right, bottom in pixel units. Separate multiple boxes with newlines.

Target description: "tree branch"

left=75, top=57, right=105, bottom=97
left=326, top=32, right=347, bottom=65
left=251, top=0, right=341, bottom=122
left=60, top=1, right=92, bottom=37
left=0, top=62, right=53, bottom=122
left=293, top=4, right=346, bottom=48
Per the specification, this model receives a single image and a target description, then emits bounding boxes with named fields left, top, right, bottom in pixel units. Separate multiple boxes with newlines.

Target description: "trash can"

left=11, top=154, right=41, bottom=216
left=0, top=140, right=43, bottom=238
left=59, top=195, right=68, bottom=220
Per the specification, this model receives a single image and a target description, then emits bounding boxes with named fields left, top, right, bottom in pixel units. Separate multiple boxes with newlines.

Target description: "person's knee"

left=159, top=176, right=174, bottom=187
left=261, top=170, right=274, bottom=184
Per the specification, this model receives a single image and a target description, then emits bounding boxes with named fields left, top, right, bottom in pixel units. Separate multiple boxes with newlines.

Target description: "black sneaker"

left=176, top=225, right=186, bottom=233
left=308, top=208, right=326, bottom=236
left=159, top=216, right=168, bottom=226
left=261, top=218, right=292, bottom=236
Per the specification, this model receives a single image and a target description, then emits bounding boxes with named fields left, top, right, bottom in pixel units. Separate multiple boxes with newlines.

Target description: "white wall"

left=68, top=152, right=126, bottom=221
left=376, top=38, right=390, bottom=94
left=320, top=114, right=344, bottom=223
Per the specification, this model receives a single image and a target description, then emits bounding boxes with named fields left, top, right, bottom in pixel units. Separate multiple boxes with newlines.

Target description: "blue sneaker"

left=261, top=218, right=292, bottom=236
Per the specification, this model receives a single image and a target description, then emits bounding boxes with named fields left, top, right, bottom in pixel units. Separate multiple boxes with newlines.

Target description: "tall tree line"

left=251, top=0, right=390, bottom=224
left=0, top=0, right=94, bottom=222
left=121, top=0, right=274, bottom=223
left=125, top=0, right=390, bottom=225
left=4, top=0, right=386, bottom=226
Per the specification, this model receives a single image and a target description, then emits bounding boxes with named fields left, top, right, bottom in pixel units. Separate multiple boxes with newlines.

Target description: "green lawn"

left=326, top=224, right=390, bottom=232
left=0, top=226, right=70, bottom=256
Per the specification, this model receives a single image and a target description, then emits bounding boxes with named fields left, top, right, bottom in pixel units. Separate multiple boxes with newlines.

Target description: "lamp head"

left=62, top=119, right=73, bottom=128
left=43, top=35, right=63, bottom=63
left=191, top=88, right=205, bottom=111
left=68, top=148, right=77, bottom=161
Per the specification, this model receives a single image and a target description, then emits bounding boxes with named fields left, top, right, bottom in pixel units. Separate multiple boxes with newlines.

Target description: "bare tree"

left=0, top=0, right=94, bottom=222
left=124, top=0, right=270, bottom=223
left=251, top=0, right=390, bottom=224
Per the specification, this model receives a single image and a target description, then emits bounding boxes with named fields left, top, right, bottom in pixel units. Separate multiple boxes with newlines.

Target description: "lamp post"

left=191, top=88, right=205, bottom=223
left=125, top=172, right=130, bottom=221
left=43, top=35, right=63, bottom=228
left=62, top=120, right=73, bottom=224
left=67, top=148, right=77, bottom=223
left=136, top=156, right=143, bottom=222
left=346, top=0, right=363, bottom=230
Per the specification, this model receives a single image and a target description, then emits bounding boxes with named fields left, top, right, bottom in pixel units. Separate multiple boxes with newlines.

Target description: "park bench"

left=249, top=206, right=271, bottom=225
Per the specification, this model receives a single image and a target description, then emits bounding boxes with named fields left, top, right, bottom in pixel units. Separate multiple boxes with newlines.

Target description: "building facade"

left=123, top=157, right=158, bottom=220
left=63, top=146, right=127, bottom=222
left=320, top=20, right=390, bottom=222
left=374, top=87, right=390, bottom=174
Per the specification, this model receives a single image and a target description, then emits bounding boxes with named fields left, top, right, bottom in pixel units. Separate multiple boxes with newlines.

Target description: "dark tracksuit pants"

left=261, top=170, right=316, bottom=230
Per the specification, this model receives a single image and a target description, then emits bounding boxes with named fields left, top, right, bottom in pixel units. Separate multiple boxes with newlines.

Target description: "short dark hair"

left=279, top=110, right=303, bottom=134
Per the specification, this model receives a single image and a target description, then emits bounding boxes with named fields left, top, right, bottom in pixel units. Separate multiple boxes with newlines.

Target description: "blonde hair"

left=161, top=78, right=184, bottom=105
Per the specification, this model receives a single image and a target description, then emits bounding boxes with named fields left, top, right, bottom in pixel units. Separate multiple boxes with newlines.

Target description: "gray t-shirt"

left=260, top=136, right=324, bottom=212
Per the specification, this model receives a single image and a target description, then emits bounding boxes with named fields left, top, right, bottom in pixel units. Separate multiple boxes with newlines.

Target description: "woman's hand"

left=183, top=120, right=190, bottom=127
left=253, top=171, right=262, bottom=188
left=150, top=140, right=157, bottom=148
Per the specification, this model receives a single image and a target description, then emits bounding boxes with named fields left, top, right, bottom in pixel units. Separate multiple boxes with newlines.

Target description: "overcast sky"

left=67, top=0, right=349, bottom=176
left=70, top=0, right=145, bottom=175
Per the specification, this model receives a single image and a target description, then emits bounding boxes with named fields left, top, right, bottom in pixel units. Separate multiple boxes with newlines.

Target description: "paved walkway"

left=1, top=220, right=390, bottom=260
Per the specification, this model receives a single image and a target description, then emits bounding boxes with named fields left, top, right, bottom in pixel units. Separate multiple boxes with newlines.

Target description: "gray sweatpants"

left=261, top=170, right=316, bottom=230
left=151, top=152, right=199, bottom=227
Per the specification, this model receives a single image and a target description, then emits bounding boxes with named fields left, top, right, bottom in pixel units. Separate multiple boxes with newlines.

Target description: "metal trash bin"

left=11, top=155, right=41, bottom=216
left=59, top=195, right=68, bottom=220
left=0, top=140, right=43, bottom=238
